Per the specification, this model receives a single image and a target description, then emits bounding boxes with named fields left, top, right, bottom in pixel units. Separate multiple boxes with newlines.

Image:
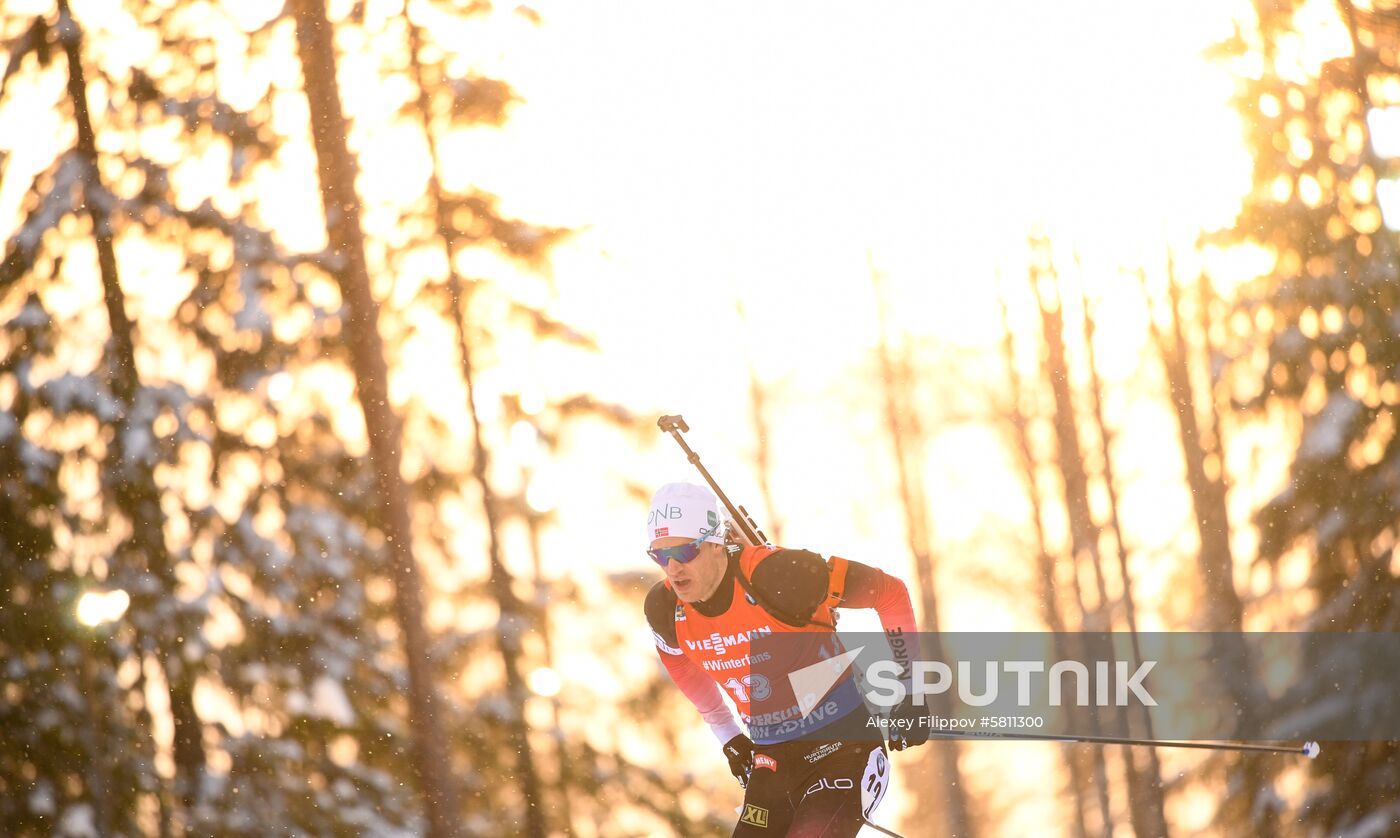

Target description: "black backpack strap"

left=729, top=550, right=836, bottom=630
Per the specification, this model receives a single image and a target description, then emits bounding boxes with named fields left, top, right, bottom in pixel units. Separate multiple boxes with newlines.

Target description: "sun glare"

left=76, top=589, right=131, bottom=627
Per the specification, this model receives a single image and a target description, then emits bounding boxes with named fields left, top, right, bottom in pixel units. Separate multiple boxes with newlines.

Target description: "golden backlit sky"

left=463, top=0, right=1262, bottom=589
left=1, top=1, right=1358, bottom=832
left=476, top=0, right=1254, bottom=348
left=0, top=0, right=1282, bottom=619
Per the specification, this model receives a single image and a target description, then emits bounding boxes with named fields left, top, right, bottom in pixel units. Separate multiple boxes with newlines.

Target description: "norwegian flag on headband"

left=654, top=527, right=669, bottom=537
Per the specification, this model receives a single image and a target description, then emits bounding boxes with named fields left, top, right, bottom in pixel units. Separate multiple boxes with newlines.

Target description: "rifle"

left=657, top=414, right=769, bottom=547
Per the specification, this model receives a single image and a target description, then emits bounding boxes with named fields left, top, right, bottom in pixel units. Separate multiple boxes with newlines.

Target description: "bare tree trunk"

left=1027, top=249, right=1115, bottom=836
left=401, top=15, right=545, bottom=836
left=524, top=510, right=575, bottom=833
left=57, top=3, right=198, bottom=829
left=458, top=334, right=545, bottom=838
left=870, top=259, right=976, bottom=838
left=735, top=300, right=784, bottom=545
left=1143, top=257, right=1274, bottom=836
left=1156, top=257, right=1242, bottom=632
left=290, top=2, right=460, bottom=834
left=1194, top=271, right=1228, bottom=497
left=1079, top=282, right=1170, bottom=838
left=995, top=288, right=1094, bottom=838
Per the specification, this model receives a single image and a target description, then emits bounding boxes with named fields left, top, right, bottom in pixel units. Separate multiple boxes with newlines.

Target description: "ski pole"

left=854, top=736, right=1317, bottom=838
left=657, top=414, right=769, bottom=546
left=925, top=730, right=1320, bottom=758
left=859, top=816, right=906, bottom=838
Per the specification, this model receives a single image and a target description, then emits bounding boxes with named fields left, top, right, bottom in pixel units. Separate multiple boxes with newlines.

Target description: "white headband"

left=645, top=482, right=726, bottom=545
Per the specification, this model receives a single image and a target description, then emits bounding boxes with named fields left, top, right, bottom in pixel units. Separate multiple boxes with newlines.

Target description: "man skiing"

left=644, top=481, right=930, bottom=836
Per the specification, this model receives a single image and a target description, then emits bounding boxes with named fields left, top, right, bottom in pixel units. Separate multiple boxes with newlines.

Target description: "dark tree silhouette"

left=289, top=0, right=460, bottom=833
left=1210, top=1, right=1400, bottom=832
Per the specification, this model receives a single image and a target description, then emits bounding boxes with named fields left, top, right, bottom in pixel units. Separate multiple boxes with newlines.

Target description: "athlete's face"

left=652, top=536, right=727, bottom=603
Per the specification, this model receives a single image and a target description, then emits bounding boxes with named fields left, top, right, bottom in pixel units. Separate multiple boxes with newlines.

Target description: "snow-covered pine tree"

left=1, top=3, right=418, bottom=833
left=0, top=290, right=155, bottom=837
left=1211, top=0, right=1400, bottom=832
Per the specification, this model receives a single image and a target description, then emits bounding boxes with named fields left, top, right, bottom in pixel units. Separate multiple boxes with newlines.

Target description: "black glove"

left=722, top=734, right=755, bottom=788
left=888, top=694, right=931, bottom=751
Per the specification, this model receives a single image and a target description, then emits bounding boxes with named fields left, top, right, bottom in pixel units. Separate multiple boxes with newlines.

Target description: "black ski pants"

left=732, top=738, right=889, bottom=837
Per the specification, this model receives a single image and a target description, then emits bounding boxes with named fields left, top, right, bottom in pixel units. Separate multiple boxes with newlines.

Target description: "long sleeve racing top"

left=645, top=547, right=919, bottom=744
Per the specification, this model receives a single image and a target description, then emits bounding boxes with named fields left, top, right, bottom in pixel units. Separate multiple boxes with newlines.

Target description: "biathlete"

left=643, top=481, right=930, bottom=837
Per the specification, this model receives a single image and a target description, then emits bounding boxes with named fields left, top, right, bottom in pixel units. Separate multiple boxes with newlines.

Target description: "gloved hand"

left=887, top=694, right=931, bottom=751
left=722, top=734, right=755, bottom=788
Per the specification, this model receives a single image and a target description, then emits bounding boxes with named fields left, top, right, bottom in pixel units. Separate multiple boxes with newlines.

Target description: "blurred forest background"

left=2, top=0, right=1399, bottom=835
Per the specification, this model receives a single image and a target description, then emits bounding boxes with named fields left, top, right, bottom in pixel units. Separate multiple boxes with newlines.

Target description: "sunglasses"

left=647, top=527, right=719, bottom=567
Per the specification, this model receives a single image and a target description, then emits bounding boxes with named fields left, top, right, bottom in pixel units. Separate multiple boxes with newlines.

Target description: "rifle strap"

left=729, top=550, right=838, bottom=630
